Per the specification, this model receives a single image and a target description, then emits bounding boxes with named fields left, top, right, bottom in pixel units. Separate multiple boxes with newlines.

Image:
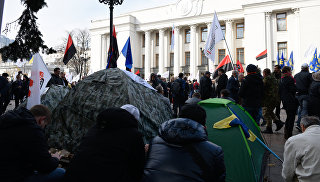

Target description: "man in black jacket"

left=142, top=104, right=225, bottom=182
left=0, top=105, right=64, bottom=182
left=216, top=68, right=228, bottom=98
left=47, top=68, right=64, bottom=87
left=172, top=73, right=186, bottom=117
left=238, top=64, right=264, bottom=125
left=227, top=70, right=240, bottom=103
left=0, top=73, right=9, bottom=114
left=12, top=75, right=24, bottom=108
left=200, top=71, right=213, bottom=100
left=294, top=63, right=312, bottom=131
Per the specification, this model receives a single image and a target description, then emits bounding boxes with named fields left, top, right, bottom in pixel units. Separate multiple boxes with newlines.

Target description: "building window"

left=277, top=13, right=287, bottom=31
left=278, top=42, right=287, bottom=60
left=142, top=55, right=145, bottom=67
left=237, top=48, right=244, bottom=64
left=185, top=52, right=190, bottom=66
left=236, top=23, right=244, bottom=39
left=221, top=25, right=226, bottom=36
left=201, top=51, right=208, bottom=65
left=170, top=53, right=174, bottom=67
left=142, top=34, right=145, bottom=47
left=218, top=49, right=226, bottom=63
left=201, top=27, right=208, bottom=42
left=156, top=33, right=159, bottom=46
left=185, top=29, right=191, bottom=43
left=155, top=54, right=159, bottom=68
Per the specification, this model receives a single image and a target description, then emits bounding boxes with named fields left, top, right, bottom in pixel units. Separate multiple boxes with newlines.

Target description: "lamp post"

left=98, top=0, right=124, bottom=49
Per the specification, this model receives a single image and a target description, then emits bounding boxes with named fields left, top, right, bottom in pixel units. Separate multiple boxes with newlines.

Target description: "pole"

left=109, top=0, right=113, bottom=49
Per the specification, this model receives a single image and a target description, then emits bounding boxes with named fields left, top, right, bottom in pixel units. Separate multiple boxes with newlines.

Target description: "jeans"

left=24, top=168, right=65, bottom=182
left=296, top=95, right=308, bottom=127
left=244, top=107, right=260, bottom=125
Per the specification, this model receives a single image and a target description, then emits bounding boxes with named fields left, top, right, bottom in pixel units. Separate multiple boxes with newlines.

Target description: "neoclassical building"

left=90, top=0, right=320, bottom=80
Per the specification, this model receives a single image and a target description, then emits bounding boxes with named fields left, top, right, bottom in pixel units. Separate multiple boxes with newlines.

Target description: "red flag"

left=236, top=60, right=244, bottom=73
left=135, top=70, right=140, bottom=75
left=107, top=25, right=119, bottom=68
left=256, top=49, right=267, bottom=61
left=63, top=34, right=77, bottom=65
left=213, top=55, right=233, bottom=78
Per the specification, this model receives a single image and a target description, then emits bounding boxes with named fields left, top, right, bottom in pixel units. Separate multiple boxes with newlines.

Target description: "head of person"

left=263, top=68, right=271, bottom=77
left=301, top=116, right=320, bottom=132
left=238, top=73, right=244, bottom=82
left=16, top=74, right=21, bottom=80
left=312, top=71, right=320, bottom=82
left=232, top=70, right=238, bottom=77
left=23, top=74, right=28, bottom=81
left=282, top=66, right=291, bottom=74
left=204, top=71, right=211, bottom=78
left=60, top=72, right=66, bottom=78
left=54, top=68, right=61, bottom=76
left=157, top=74, right=161, bottom=79
left=150, top=73, right=156, bottom=81
left=178, top=73, right=184, bottom=79
left=183, top=77, right=188, bottom=81
left=218, top=68, right=225, bottom=76
left=192, top=92, right=201, bottom=99
left=156, top=85, right=164, bottom=95
left=170, top=77, right=174, bottom=82
left=179, top=104, right=207, bottom=126
left=274, top=65, right=281, bottom=73
left=29, top=105, right=51, bottom=129
left=246, top=64, right=257, bottom=74
left=301, top=63, right=309, bottom=72
left=220, top=89, right=230, bottom=98
left=2, top=73, right=9, bottom=78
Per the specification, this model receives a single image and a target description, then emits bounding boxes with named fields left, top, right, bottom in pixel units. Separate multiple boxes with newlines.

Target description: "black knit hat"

left=179, top=104, right=207, bottom=126
left=246, top=64, right=257, bottom=73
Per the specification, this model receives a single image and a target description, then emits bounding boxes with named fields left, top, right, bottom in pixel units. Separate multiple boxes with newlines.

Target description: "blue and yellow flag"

left=285, top=51, right=294, bottom=70
left=309, top=48, right=319, bottom=72
left=213, top=114, right=256, bottom=142
left=280, top=52, right=285, bottom=69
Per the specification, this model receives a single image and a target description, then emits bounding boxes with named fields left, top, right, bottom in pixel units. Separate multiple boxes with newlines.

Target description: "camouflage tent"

left=46, top=68, right=172, bottom=152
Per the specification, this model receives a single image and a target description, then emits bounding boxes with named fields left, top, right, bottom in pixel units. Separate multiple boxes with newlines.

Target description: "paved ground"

left=261, top=108, right=299, bottom=182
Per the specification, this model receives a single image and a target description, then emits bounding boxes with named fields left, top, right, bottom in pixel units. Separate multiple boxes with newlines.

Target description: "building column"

left=145, top=31, right=151, bottom=80
left=265, top=12, right=273, bottom=69
left=206, top=22, right=214, bottom=73
left=190, top=24, right=197, bottom=80
left=174, top=26, right=180, bottom=77
left=101, top=34, right=108, bottom=69
left=292, top=8, right=301, bottom=73
left=159, top=29, right=165, bottom=75
left=90, top=34, right=102, bottom=72
left=225, top=19, right=234, bottom=63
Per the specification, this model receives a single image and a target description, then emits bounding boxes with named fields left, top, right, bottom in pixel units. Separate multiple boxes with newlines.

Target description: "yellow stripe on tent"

left=248, top=130, right=256, bottom=142
left=213, top=114, right=237, bottom=129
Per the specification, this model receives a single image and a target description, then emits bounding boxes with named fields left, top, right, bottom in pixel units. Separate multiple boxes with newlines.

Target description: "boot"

left=262, top=127, right=273, bottom=134
left=275, top=120, right=284, bottom=131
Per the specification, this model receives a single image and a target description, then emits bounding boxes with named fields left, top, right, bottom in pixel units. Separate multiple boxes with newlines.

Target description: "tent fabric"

left=46, top=68, right=172, bottom=152
left=199, top=98, right=267, bottom=182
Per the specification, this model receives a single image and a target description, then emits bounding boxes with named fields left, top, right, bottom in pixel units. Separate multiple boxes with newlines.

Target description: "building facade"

left=90, top=0, right=320, bottom=80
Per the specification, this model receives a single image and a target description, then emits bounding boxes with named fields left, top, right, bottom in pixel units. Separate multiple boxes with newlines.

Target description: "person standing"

left=22, top=75, right=30, bottom=100
left=172, top=73, right=186, bottom=117
left=12, top=75, right=24, bottom=108
left=238, top=64, right=264, bottom=125
left=272, top=65, right=282, bottom=120
left=200, top=71, right=213, bottom=100
left=279, top=66, right=298, bottom=139
left=47, top=68, right=64, bottom=87
left=226, top=70, right=240, bottom=103
left=307, top=71, right=320, bottom=118
left=0, top=73, right=9, bottom=114
left=215, top=68, right=228, bottom=98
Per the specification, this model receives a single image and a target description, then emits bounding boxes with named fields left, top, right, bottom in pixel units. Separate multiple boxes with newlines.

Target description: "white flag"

left=27, top=53, right=52, bottom=109
left=204, top=12, right=224, bottom=61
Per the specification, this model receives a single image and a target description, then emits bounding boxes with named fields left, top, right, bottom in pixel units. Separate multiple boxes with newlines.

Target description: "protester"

left=167, top=77, right=174, bottom=103
left=226, top=70, right=239, bottom=103
left=272, top=65, right=282, bottom=121
left=65, top=105, right=145, bottom=182
left=183, top=77, right=190, bottom=102
left=22, top=74, right=30, bottom=99
left=0, top=105, right=65, bottom=182
left=172, top=73, right=186, bottom=117
left=142, top=104, right=226, bottom=182
left=261, top=68, right=283, bottom=134
left=60, top=72, right=69, bottom=87
left=220, top=89, right=235, bottom=102
left=150, top=73, right=160, bottom=89
left=279, top=66, right=298, bottom=139
left=0, top=73, right=10, bottom=114
left=215, top=68, right=228, bottom=98
left=185, top=92, right=202, bottom=105
left=282, top=116, right=320, bottom=182
left=238, top=73, right=245, bottom=86
left=193, top=79, right=200, bottom=93
left=307, top=71, right=320, bottom=118
left=160, top=77, right=169, bottom=97
left=12, top=74, right=24, bottom=108
left=47, top=68, right=64, bottom=86
left=238, top=64, right=264, bottom=125
left=200, top=71, right=213, bottom=100
left=156, top=85, right=164, bottom=95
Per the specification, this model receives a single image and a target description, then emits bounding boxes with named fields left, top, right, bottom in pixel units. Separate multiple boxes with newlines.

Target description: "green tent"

left=199, top=98, right=267, bottom=182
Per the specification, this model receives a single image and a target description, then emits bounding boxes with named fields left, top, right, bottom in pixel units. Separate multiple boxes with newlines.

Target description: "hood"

left=159, top=118, right=207, bottom=145
left=96, top=107, right=138, bottom=130
left=245, top=73, right=262, bottom=84
left=0, top=107, right=36, bottom=129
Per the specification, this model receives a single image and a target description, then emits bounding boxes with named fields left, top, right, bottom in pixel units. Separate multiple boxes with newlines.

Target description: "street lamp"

left=98, top=0, right=124, bottom=49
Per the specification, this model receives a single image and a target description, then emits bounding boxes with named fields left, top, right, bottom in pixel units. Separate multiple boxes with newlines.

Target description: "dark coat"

left=294, top=70, right=312, bottom=96
left=200, top=76, right=212, bottom=100
left=238, top=73, right=264, bottom=108
left=0, top=108, right=59, bottom=182
left=216, top=74, right=228, bottom=97
left=142, top=118, right=225, bottom=182
left=12, top=80, right=24, bottom=97
left=47, top=74, right=64, bottom=87
left=279, top=75, right=298, bottom=111
left=308, top=81, right=320, bottom=117
left=226, top=76, right=240, bottom=102
left=0, top=76, right=9, bottom=97
left=65, top=108, right=145, bottom=182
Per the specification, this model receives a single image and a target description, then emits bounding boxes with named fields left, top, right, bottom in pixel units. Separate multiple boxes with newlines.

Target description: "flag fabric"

left=135, top=69, right=140, bottom=75
left=213, top=55, right=233, bottom=78
left=204, top=12, right=224, bottom=62
left=309, top=48, right=319, bottom=72
left=121, top=37, right=133, bottom=71
left=278, top=52, right=285, bottom=69
left=171, top=25, right=174, bottom=51
left=29, top=55, right=34, bottom=64
left=107, top=25, right=119, bottom=69
left=317, top=54, right=320, bottom=71
left=256, top=49, right=267, bottom=61
left=63, top=34, right=77, bottom=65
left=236, top=60, right=244, bottom=73
left=27, top=53, right=51, bottom=109
left=285, top=51, right=294, bottom=70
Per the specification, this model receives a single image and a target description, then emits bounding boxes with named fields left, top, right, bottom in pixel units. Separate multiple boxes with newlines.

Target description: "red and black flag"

left=236, top=60, right=244, bottom=73
left=256, top=49, right=267, bottom=61
left=63, top=34, right=77, bottom=65
left=213, top=55, right=233, bottom=78
left=106, top=25, right=119, bottom=69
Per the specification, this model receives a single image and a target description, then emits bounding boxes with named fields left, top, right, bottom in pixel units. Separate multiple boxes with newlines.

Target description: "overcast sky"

left=1, top=0, right=176, bottom=48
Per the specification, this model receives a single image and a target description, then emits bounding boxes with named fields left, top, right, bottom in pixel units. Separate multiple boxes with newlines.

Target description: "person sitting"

left=65, top=105, right=145, bottom=182
left=185, top=92, right=202, bottom=105
left=282, top=116, right=320, bottom=182
left=220, top=89, right=235, bottom=102
left=0, top=105, right=65, bottom=182
left=142, top=104, right=226, bottom=182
